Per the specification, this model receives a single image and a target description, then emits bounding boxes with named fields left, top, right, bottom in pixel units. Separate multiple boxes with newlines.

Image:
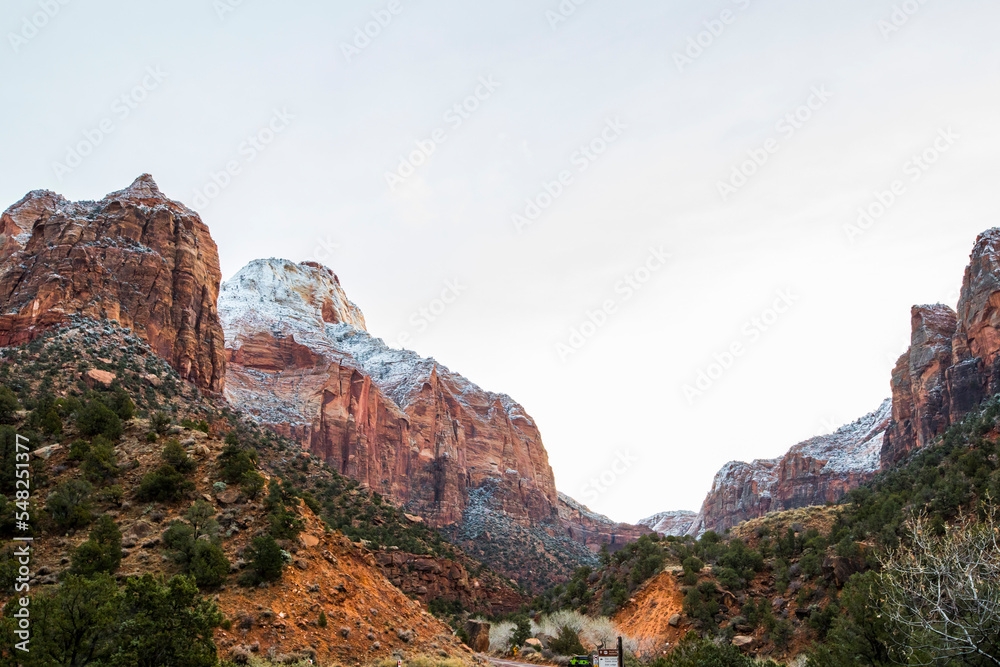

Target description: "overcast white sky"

left=2, top=0, right=999, bottom=523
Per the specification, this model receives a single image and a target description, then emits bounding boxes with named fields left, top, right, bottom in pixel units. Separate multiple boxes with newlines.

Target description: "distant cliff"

left=647, top=400, right=891, bottom=537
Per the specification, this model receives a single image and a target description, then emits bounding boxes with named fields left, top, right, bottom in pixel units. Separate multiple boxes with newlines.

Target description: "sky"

left=2, top=0, right=999, bottom=523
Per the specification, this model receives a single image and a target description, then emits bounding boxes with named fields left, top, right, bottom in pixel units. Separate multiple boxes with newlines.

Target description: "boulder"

left=464, top=620, right=490, bottom=653
left=85, top=369, right=116, bottom=388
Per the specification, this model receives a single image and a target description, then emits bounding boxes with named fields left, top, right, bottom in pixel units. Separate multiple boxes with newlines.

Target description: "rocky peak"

left=105, top=173, right=164, bottom=201
left=221, top=259, right=367, bottom=338
left=0, top=176, right=226, bottom=393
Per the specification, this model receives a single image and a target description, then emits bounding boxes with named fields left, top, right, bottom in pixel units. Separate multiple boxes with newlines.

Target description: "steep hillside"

left=0, top=320, right=485, bottom=664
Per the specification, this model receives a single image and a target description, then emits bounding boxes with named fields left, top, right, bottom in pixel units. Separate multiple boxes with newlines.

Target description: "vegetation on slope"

left=532, top=394, right=1000, bottom=664
left=0, top=319, right=487, bottom=665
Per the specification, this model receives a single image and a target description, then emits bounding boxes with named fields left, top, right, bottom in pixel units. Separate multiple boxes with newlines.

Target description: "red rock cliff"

left=884, top=229, right=1000, bottom=465
left=0, top=175, right=226, bottom=392
left=220, top=259, right=559, bottom=527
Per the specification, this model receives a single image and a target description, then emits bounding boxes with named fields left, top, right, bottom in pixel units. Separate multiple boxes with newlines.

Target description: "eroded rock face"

left=638, top=510, right=697, bottom=537
left=682, top=400, right=891, bottom=536
left=882, top=305, right=957, bottom=467
left=884, top=229, right=1000, bottom=465
left=0, top=175, right=226, bottom=392
left=222, top=259, right=558, bottom=526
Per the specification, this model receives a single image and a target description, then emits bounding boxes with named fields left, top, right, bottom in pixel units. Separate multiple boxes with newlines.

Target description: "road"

left=486, top=656, right=545, bottom=667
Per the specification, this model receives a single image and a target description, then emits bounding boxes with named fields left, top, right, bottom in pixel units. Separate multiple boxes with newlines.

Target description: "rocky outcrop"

left=0, top=175, right=225, bottom=392
left=682, top=400, right=891, bottom=536
left=884, top=229, right=1000, bottom=465
left=882, top=305, right=957, bottom=466
left=221, top=259, right=640, bottom=572
left=638, top=510, right=697, bottom=537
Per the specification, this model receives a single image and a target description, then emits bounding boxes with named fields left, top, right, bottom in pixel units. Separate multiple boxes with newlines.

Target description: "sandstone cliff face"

left=0, top=175, right=226, bottom=392
left=882, top=305, right=957, bottom=466
left=681, top=400, right=891, bottom=536
left=884, top=229, right=1000, bottom=465
left=221, top=259, right=559, bottom=527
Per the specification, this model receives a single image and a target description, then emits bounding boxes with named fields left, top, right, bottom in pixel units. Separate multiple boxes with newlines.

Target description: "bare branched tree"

left=879, top=504, right=1000, bottom=666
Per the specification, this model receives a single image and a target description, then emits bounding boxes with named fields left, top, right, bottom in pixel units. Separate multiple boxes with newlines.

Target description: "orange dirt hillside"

left=213, top=501, right=480, bottom=665
left=612, top=570, right=688, bottom=649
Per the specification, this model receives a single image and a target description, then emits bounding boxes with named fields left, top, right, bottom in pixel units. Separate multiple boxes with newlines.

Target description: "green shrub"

left=68, top=440, right=91, bottom=462
left=508, top=614, right=531, bottom=650
left=654, top=634, right=782, bottom=667
left=682, top=556, right=704, bottom=573
left=29, top=393, right=63, bottom=435
left=162, top=439, right=195, bottom=473
left=46, top=480, right=94, bottom=529
left=218, top=444, right=257, bottom=484
left=77, top=400, right=123, bottom=440
left=70, top=515, right=122, bottom=576
left=109, top=387, right=135, bottom=421
left=240, top=535, right=285, bottom=586
left=98, top=485, right=124, bottom=506
left=0, top=387, right=20, bottom=424
left=240, top=471, right=266, bottom=499
left=137, top=465, right=193, bottom=502
left=549, top=625, right=586, bottom=655
left=188, top=541, right=229, bottom=588
left=81, top=437, right=120, bottom=485
left=109, top=573, right=223, bottom=666
left=151, top=411, right=171, bottom=435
